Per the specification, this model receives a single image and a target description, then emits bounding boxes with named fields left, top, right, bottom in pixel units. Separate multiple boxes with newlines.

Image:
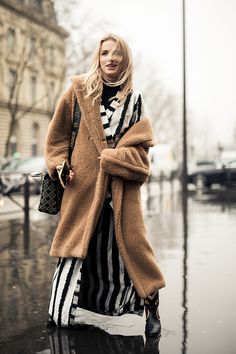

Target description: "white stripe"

left=49, top=259, right=83, bottom=327
left=61, top=259, right=82, bottom=326
left=48, top=261, right=62, bottom=315
left=49, top=259, right=73, bottom=324
left=106, top=108, right=114, bottom=120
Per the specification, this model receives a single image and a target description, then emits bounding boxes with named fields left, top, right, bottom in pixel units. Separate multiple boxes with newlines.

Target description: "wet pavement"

left=0, top=182, right=236, bottom=354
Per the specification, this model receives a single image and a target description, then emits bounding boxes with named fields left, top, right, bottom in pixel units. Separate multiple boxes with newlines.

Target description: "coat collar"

left=72, top=75, right=108, bottom=154
left=71, top=75, right=154, bottom=153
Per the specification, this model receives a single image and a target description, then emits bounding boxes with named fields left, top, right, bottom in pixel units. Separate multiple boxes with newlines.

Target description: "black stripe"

left=129, top=114, right=136, bottom=127
left=101, top=111, right=106, bottom=116
left=124, top=267, right=131, bottom=287
left=51, top=258, right=66, bottom=320
left=109, top=227, right=121, bottom=313
left=137, top=94, right=142, bottom=122
left=107, top=106, right=115, bottom=112
left=129, top=94, right=142, bottom=127
left=106, top=135, right=113, bottom=140
left=134, top=292, right=143, bottom=313
left=57, top=258, right=77, bottom=326
left=132, top=98, right=139, bottom=119
left=114, top=93, right=132, bottom=136
left=89, top=212, right=104, bottom=308
left=99, top=201, right=112, bottom=312
left=79, top=207, right=105, bottom=311
left=123, top=287, right=135, bottom=313
left=103, top=122, right=110, bottom=129
left=119, top=268, right=132, bottom=310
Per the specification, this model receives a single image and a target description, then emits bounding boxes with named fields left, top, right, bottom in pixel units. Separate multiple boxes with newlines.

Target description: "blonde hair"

left=84, top=33, right=133, bottom=105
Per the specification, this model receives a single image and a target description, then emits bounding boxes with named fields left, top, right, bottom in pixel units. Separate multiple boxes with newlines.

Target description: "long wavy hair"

left=84, top=34, right=133, bottom=105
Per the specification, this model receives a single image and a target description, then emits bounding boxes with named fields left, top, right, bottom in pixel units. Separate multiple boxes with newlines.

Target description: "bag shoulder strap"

left=68, top=98, right=81, bottom=163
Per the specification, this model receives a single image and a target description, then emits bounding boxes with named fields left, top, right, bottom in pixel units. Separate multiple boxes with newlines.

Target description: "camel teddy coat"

left=45, top=75, right=165, bottom=299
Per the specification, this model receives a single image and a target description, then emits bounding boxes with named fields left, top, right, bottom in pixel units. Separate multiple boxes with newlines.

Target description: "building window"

left=31, top=76, right=37, bottom=103
left=9, top=69, right=16, bottom=98
left=0, top=21, right=3, bottom=44
left=32, top=122, right=39, bottom=156
left=49, top=45, right=55, bottom=66
left=7, top=28, right=16, bottom=54
left=10, top=122, right=19, bottom=155
left=29, top=36, right=37, bottom=58
left=49, top=81, right=55, bottom=108
left=35, top=0, right=42, bottom=7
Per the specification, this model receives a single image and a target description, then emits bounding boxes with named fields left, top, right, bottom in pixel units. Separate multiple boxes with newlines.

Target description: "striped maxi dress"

left=48, top=85, right=146, bottom=327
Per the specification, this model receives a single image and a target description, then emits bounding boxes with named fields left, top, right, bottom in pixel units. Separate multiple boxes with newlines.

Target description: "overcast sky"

left=57, top=0, right=236, bottom=150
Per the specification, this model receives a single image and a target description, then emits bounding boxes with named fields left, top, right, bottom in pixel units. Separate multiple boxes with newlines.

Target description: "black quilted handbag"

left=38, top=174, right=64, bottom=214
left=38, top=99, right=81, bottom=215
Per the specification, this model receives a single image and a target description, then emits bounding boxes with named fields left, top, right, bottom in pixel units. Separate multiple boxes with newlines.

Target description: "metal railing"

left=0, top=171, right=42, bottom=224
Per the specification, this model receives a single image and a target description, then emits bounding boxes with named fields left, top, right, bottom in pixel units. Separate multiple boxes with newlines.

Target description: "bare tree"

left=53, top=0, right=113, bottom=79
left=4, top=23, right=39, bottom=157
left=4, top=22, right=66, bottom=157
left=135, top=60, right=180, bottom=161
left=53, top=0, right=181, bottom=160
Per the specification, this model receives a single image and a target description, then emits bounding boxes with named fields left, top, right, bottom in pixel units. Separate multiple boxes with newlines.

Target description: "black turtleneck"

left=101, top=84, right=120, bottom=110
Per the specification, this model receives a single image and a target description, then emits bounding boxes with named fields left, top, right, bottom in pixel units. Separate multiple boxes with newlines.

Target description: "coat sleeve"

left=44, top=89, right=73, bottom=179
left=100, top=145, right=150, bottom=183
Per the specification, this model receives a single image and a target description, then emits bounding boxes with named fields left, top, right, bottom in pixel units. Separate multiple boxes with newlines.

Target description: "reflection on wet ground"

left=0, top=325, right=160, bottom=354
left=0, top=182, right=236, bottom=354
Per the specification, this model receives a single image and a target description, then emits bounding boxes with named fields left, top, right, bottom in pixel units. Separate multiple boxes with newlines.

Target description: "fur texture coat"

left=45, top=75, right=165, bottom=298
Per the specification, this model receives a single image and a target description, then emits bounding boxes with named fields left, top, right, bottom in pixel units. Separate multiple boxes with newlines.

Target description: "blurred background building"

left=0, top=0, right=68, bottom=158
left=1, top=0, right=236, bottom=173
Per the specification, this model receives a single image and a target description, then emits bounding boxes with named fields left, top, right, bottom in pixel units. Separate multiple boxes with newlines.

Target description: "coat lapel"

left=72, top=76, right=108, bottom=154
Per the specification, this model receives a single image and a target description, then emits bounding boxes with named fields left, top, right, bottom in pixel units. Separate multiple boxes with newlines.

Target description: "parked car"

left=0, top=156, right=46, bottom=194
left=220, top=150, right=236, bottom=166
left=188, top=159, right=236, bottom=189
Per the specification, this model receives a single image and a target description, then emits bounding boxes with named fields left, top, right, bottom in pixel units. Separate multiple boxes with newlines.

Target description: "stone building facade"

left=0, top=0, right=68, bottom=159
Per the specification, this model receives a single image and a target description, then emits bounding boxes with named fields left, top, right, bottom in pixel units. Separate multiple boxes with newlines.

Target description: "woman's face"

left=100, top=39, right=124, bottom=81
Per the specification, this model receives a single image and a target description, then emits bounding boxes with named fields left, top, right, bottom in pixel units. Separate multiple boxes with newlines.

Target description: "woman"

left=45, top=33, right=165, bottom=338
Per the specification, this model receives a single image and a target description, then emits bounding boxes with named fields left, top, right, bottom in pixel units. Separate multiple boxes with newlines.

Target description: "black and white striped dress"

left=48, top=85, right=146, bottom=327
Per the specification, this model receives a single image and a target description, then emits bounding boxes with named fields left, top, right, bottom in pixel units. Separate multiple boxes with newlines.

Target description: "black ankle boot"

left=144, top=335, right=160, bottom=354
left=144, top=292, right=161, bottom=338
left=45, top=314, right=56, bottom=327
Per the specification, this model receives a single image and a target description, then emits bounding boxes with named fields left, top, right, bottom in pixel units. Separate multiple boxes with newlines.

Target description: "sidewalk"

left=0, top=184, right=236, bottom=354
